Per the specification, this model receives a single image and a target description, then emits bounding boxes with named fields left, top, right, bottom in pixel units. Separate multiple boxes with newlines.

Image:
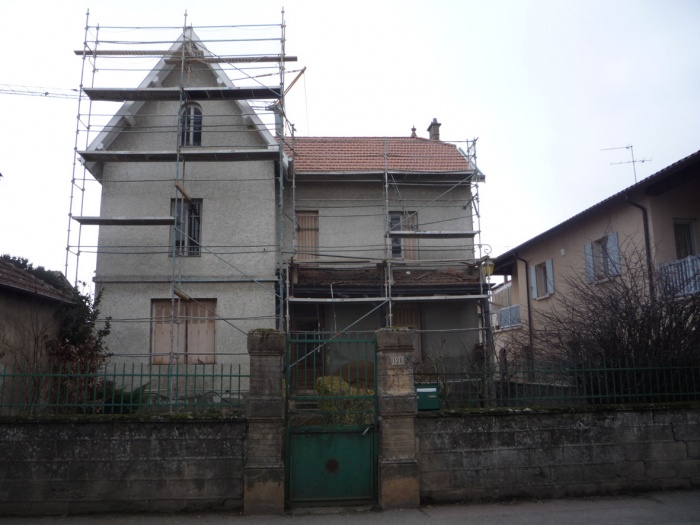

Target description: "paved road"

left=4, top=490, right=700, bottom=524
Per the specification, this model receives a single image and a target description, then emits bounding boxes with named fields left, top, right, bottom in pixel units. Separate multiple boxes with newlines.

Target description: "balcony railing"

left=659, top=255, right=700, bottom=296
left=497, top=304, right=521, bottom=329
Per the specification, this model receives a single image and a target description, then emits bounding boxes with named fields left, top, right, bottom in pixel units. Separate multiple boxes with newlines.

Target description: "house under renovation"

left=66, top=15, right=491, bottom=375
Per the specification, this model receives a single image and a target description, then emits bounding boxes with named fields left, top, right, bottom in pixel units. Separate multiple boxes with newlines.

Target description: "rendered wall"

left=97, top=281, right=274, bottom=371
left=284, top=180, right=474, bottom=262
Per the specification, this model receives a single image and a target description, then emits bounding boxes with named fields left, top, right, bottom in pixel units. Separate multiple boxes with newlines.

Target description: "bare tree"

left=533, top=244, right=700, bottom=368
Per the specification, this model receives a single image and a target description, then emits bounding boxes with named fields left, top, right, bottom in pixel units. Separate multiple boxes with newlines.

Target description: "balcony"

left=659, top=255, right=700, bottom=296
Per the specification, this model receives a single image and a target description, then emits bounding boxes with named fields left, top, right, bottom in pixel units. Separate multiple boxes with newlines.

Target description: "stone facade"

left=376, top=329, right=420, bottom=509
left=0, top=418, right=246, bottom=515
left=243, top=329, right=286, bottom=515
left=417, top=407, right=700, bottom=503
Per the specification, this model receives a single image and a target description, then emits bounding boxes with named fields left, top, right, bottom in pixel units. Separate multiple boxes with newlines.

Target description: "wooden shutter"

left=296, top=211, right=319, bottom=260
left=186, top=300, right=216, bottom=364
left=403, top=212, right=418, bottom=261
left=152, top=300, right=186, bottom=364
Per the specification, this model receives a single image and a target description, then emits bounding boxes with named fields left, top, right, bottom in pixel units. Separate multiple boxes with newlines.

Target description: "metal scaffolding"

left=65, top=10, right=294, bottom=371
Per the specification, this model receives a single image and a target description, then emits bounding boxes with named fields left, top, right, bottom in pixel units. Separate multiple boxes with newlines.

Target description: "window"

left=151, top=299, right=216, bottom=364
left=171, top=199, right=202, bottom=256
left=179, top=104, right=202, bottom=146
left=497, top=304, right=521, bottom=329
left=584, top=232, right=620, bottom=282
left=389, top=211, right=418, bottom=260
left=529, top=259, right=554, bottom=299
left=296, top=210, right=319, bottom=260
left=674, top=220, right=696, bottom=259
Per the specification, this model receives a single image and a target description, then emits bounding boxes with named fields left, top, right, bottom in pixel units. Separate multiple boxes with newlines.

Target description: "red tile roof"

left=287, top=137, right=473, bottom=174
left=0, top=259, right=75, bottom=304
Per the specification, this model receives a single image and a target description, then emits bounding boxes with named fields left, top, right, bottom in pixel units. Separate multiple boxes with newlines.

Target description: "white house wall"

left=91, top=66, right=279, bottom=364
left=285, top=180, right=474, bottom=261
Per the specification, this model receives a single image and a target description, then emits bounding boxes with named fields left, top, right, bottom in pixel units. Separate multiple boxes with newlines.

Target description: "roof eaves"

left=493, top=148, right=700, bottom=266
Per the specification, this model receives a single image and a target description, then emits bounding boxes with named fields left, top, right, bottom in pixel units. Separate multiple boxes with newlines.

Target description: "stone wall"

left=417, top=407, right=700, bottom=503
left=0, top=418, right=246, bottom=515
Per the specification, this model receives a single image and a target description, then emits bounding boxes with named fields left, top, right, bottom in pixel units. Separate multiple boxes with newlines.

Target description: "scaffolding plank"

left=388, top=230, right=479, bottom=238
left=72, top=216, right=175, bottom=226
left=165, top=55, right=297, bottom=64
left=82, top=86, right=282, bottom=101
left=288, top=294, right=488, bottom=303
left=78, top=149, right=280, bottom=162
left=74, top=50, right=297, bottom=63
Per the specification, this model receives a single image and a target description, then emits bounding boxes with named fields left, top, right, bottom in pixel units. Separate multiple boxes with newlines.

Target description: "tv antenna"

left=601, top=145, right=651, bottom=183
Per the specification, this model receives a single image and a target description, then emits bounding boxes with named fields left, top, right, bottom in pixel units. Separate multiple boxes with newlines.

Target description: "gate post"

left=244, top=329, right=285, bottom=515
left=376, top=328, right=420, bottom=509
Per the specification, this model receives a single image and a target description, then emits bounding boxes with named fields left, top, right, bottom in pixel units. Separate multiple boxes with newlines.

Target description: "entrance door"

left=285, top=331, right=377, bottom=504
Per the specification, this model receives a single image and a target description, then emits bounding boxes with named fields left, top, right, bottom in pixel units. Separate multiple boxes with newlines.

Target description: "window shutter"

left=152, top=301, right=170, bottom=365
left=545, top=258, right=555, bottom=295
left=529, top=265, right=538, bottom=299
left=403, top=212, right=418, bottom=261
left=607, top=232, right=621, bottom=276
left=296, top=211, right=319, bottom=260
left=152, top=300, right=186, bottom=364
left=187, top=300, right=216, bottom=364
left=584, top=242, right=594, bottom=283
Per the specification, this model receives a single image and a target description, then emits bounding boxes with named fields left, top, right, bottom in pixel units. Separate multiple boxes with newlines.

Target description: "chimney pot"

left=410, top=126, right=417, bottom=138
left=427, top=118, right=441, bottom=141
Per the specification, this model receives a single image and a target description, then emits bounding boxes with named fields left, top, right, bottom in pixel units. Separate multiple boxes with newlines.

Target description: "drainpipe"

left=516, top=254, right=534, bottom=354
left=625, top=195, right=655, bottom=299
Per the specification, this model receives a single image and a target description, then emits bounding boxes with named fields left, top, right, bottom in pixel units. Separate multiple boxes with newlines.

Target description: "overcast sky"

left=1, top=0, right=699, bottom=284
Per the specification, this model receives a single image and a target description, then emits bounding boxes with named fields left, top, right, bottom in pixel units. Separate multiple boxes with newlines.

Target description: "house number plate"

left=391, top=355, right=405, bottom=365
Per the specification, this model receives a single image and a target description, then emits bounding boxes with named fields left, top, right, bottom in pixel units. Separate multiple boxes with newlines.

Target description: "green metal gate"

left=285, top=331, right=378, bottom=504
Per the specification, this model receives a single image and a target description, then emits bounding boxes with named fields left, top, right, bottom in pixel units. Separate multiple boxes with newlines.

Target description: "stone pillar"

left=376, top=328, right=420, bottom=509
left=244, top=329, right=286, bottom=515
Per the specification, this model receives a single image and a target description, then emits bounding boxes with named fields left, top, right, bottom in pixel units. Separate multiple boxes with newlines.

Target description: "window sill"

left=533, top=293, right=554, bottom=301
left=591, top=275, right=619, bottom=285
left=495, top=324, right=522, bottom=332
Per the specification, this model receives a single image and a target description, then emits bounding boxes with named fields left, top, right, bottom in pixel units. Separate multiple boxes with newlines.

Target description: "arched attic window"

left=179, top=103, right=202, bottom=146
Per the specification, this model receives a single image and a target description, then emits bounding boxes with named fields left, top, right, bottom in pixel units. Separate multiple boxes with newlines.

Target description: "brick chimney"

left=427, top=118, right=441, bottom=141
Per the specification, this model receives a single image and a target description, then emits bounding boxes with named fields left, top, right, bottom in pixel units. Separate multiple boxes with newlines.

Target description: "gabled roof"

left=493, top=148, right=700, bottom=273
left=288, top=136, right=477, bottom=175
left=0, top=259, right=75, bottom=305
left=82, top=28, right=278, bottom=178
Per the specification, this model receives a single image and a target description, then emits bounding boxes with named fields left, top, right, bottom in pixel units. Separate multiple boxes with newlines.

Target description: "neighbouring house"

left=492, top=149, right=700, bottom=365
left=71, top=25, right=490, bottom=375
left=0, top=257, right=75, bottom=368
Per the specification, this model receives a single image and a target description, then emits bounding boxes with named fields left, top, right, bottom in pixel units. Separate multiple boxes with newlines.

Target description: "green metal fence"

left=415, top=360, right=700, bottom=409
left=0, top=362, right=248, bottom=416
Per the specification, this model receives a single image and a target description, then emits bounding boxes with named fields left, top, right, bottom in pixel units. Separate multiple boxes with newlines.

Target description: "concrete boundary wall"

left=0, top=418, right=246, bottom=516
left=417, top=407, right=700, bottom=503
